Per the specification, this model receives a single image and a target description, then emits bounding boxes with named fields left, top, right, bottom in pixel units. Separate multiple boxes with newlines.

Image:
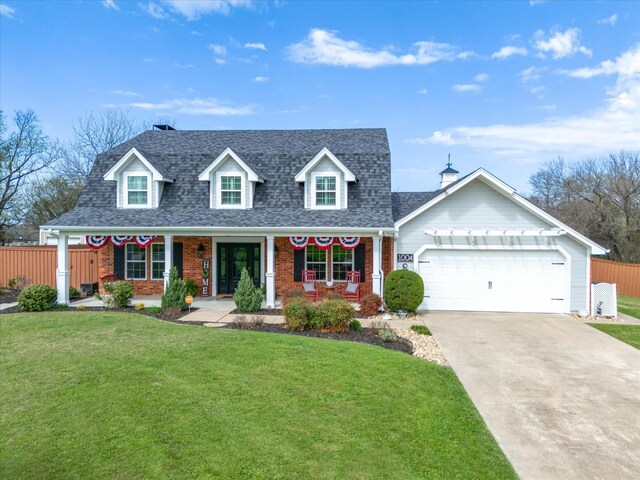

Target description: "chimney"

left=439, top=155, right=459, bottom=189
left=153, top=124, right=176, bottom=131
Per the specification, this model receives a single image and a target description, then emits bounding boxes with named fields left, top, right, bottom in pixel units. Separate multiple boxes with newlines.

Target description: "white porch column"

left=266, top=235, right=276, bottom=308
left=56, top=234, right=70, bottom=304
left=163, top=235, right=173, bottom=292
left=372, top=235, right=382, bottom=296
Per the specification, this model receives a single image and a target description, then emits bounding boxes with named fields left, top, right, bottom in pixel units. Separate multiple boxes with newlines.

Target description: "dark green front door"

left=217, top=243, right=261, bottom=294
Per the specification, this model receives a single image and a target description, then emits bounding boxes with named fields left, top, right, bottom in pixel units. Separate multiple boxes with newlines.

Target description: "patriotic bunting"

left=135, top=235, right=158, bottom=248
left=289, top=236, right=310, bottom=250
left=313, top=237, right=334, bottom=250
left=111, top=235, right=133, bottom=247
left=338, top=237, right=361, bottom=249
left=86, top=236, right=110, bottom=250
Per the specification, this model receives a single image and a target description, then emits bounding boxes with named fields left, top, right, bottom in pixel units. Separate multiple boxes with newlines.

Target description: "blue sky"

left=1, top=0, right=639, bottom=193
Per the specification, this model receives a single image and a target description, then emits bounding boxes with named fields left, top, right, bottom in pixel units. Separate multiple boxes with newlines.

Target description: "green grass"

left=590, top=324, right=640, bottom=350
left=411, top=325, right=432, bottom=336
left=618, top=295, right=640, bottom=319
left=0, top=312, right=515, bottom=480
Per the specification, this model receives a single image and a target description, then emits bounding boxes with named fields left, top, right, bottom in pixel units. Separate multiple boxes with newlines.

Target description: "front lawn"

left=0, top=312, right=515, bottom=480
left=590, top=324, right=640, bottom=350
left=618, top=295, right=640, bottom=319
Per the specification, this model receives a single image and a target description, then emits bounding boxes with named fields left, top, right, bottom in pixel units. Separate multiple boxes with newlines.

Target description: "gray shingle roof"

left=47, top=129, right=394, bottom=230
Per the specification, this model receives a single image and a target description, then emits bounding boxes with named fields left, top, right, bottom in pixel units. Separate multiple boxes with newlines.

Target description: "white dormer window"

left=314, top=174, right=337, bottom=207
left=125, top=174, right=151, bottom=208
left=295, top=148, right=356, bottom=210
left=220, top=175, right=243, bottom=206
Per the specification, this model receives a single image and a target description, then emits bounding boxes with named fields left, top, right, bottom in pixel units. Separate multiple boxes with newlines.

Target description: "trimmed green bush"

left=233, top=268, right=263, bottom=313
left=384, top=270, right=424, bottom=313
left=348, top=319, right=362, bottom=332
left=69, top=286, right=82, bottom=299
left=282, top=288, right=304, bottom=306
left=313, top=299, right=356, bottom=332
left=18, top=284, right=58, bottom=311
left=284, top=296, right=312, bottom=331
left=111, top=282, right=134, bottom=308
left=161, top=267, right=188, bottom=311
left=183, top=278, right=198, bottom=297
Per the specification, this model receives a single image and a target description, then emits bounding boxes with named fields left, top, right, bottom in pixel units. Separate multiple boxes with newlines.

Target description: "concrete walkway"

left=422, top=311, right=640, bottom=480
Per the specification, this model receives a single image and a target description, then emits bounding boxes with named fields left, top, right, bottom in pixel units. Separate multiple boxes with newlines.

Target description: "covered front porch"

left=53, top=230, right=394, bottom=308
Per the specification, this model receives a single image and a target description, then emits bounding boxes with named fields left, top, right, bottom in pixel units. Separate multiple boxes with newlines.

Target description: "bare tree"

left=62, top=108, right=147, bottom=180
left=529, top=151, right=640, bottom=263
left=23, top=176, right=85, bottom=230
left=0, top=110, right=61, bottom=243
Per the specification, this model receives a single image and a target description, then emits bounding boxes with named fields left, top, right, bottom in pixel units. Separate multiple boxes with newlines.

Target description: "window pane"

left=316, top=176, right=335, bottom=191
left=151, top=244, right=165, bottom=280
left=126, top=244, right=145, bottom=260
left=316, top=192, right=336, bottom=206
left=126, top=244, right=146, bottom=279
left=128, top=191, right=148, bottom=205
left=152, top=262, right=164, bottom=280
left=221, top=191, right=242, bottom=205
left=127, top=176, right=147, bottom=190
left=305, top=245, right=327, bottom=281
left=332, top=245, right=354, bottom=282
left=221, top=176, right=241, bottom=191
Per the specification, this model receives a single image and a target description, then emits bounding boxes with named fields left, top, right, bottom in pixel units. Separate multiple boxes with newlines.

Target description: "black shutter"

left=173, top=242, right=183, bottom=279
left=354, top=244, right=366, bottom=282
left=293, top=249, right=305, bottom=282
left=114, top=246, right=125, bottom=280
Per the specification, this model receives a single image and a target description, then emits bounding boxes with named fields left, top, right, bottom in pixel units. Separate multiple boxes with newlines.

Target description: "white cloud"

left=474, top=73, right=490, bottom=82
left=208, top=43, right=227, bottom=55
left=534, top=28, right=592, bottom=59
left=529, top=0, right=546, bottom=5
left=491, top=46, right=528, bottom=59
left=0, top=3, right=15, bottom=18
left=244, top=42, right=267, bottom=51
left=417, top=88, right=429, bottom=95
left=191, top=30, right=202, bottom=36
left=102, top=0, right=119, bottom=10
left=111, top=89, right=142, bottom=97
left=598, top=14, right=617, bottom=26
left=561, top=44, right=640, bottom=79
left=409, top=45, right=640, bottom=163
left=452, top=84, right=481, bottom=92
left=533, top=104, right=556, bottom=111
left=254, top=76, right=269, bottom=82
left=174, top=63, right=194, bottom=69
left=142, top=2, right=168, bottom=19
left=520, top=66, right=542, bottom=83
left=142, top=57, right=159, bottom=63
left=128, top=97, right=254, bottom=116
left=215, top=58, right=226, bottom=65
left=161, top=0, right=253, bottom=20
left=530, top=85, right=545, bottom=94
left=288, top=28, right=466, bottom=68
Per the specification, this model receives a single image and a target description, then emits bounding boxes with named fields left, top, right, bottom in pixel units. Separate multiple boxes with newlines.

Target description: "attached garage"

left=417, top=249, right=568, bottom=313
left=392, top=169, right=607, bottom=314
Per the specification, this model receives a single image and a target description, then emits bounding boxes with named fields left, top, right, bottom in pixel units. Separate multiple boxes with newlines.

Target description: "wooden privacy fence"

left=0, top=246, right=98, bottom=289
left=591, top=258, right=640, bottom=297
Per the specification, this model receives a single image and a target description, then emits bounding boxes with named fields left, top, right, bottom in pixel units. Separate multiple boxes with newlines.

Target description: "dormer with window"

left=103, top=147, right=173, bottom=209
left=295, top=148, right=356, bottom=210
left=198, top=147, right=263, bottom=209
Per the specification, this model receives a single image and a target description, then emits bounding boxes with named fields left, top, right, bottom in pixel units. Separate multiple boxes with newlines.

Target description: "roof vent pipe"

left=439, top=155, right=459, bottom=189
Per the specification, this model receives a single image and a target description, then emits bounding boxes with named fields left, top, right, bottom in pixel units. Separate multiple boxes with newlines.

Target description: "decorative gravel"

left=394, top=329, right=449, bottom=366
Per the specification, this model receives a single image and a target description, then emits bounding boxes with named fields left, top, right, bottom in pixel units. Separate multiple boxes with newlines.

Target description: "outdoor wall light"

left=196, top=243, right=205, bottom=258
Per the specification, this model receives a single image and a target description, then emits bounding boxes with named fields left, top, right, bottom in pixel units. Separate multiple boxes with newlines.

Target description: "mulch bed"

left=0, top=288, right=19, bottom=304
left=226, top=323, right=414, bottom=355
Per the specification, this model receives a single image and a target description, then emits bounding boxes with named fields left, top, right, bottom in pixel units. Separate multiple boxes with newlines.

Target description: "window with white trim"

left=315, top=175, right=337, bottom=207
left=220, top=175, right=242, bottom=205
left=331, top=245, right=354, bottom=281
left=305, top=245, right=327, bottom=281
left=125, top=174, right=150, bottom=207
left=125, top=244, right=146, bottom=280
left=151, top=243, right=165, bottom=280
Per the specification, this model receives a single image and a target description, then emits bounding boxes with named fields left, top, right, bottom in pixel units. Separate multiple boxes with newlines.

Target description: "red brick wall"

left=97, top=236, right=212, bottom=296
left=274, top=237, right=375, bottom=300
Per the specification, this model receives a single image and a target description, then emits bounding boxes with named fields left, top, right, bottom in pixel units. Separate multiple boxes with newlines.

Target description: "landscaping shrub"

left=161, top=267, right=188, bottom=311
left=323, top=292, right=343, bottom=301
left=233, top=268, right=263, bottom=313
left=360, top=293, right=383, bottom=317
left=8, top=275, right=30, bottom=291
left=284, top=296, right=312, bottom=331
left=183, top=278, right=198, bottom=297
left=348, top=319, right=362, bottom=332
left=69, top=286, right=82, bottom=299
left=145, top=306, right=162, bottom=315
left=378, top=328, right=397, bottom=343
left=411, top=325, right=431, bottom=335
left=384, top=270, right=424, bottom=313
left=111, top=282, right=134, bottom=308
left=313, top=299, right=356, bottom=332
left=134, top=303, right=145, bottom=311
left=368, top=319, right=385, bottom=335
left=77, top=304, right=87, bottom=311
left=163, top=306, right=182, bottom=318
left=282, top=287, right=304, bottom=306
left=18, top=284, right=58, bottom=312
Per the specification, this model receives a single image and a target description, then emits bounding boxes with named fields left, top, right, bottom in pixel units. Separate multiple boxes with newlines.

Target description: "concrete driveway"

left=422, top=312, right=640, bottom=480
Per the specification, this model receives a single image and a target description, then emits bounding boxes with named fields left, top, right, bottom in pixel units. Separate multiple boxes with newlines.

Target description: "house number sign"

left=397, top=253, right=414, bottom=263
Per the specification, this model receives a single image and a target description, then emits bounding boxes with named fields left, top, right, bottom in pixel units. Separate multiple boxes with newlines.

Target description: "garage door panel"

left=418, top=250, right=567, bottom=313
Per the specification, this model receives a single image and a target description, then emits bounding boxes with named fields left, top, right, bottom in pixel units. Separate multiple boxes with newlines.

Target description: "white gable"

left=295, top=147, right=356, bottom=182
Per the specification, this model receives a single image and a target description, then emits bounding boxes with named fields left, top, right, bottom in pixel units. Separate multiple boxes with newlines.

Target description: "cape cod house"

left=44, top=128, right=606, bottom=313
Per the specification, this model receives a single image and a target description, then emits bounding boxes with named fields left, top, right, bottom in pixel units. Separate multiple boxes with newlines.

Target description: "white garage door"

left=418, top=249, right=567, bottom=313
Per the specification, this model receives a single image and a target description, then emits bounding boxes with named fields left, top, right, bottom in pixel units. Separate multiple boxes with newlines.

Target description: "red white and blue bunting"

left=289, top=236, right=361, bottom=250
left=86, top=235, right=111, bottom=250
left=112, top=235, right=133, bottom=247
left=134, top=235, right=158, bottom=248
